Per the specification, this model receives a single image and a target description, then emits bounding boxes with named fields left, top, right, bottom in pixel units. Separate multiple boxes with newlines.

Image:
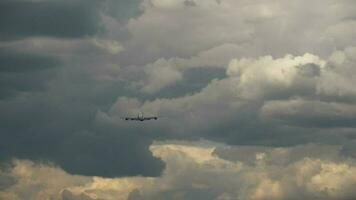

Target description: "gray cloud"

left=154, top=68, right=226, bottom=99
left=0, top=0, right=101, bottom=40
left=0, top=41, right=163, bottom=178
left=0, top=48, right=60, bottom=99
left=1, top=0, right=356, bottom=182
left=0, top=48, right=59, bottom=73
left=0, top=0, right=144, bottom=40
left=62, top=190, right=97, bottom=200
left=100, top=49, right=356, bottom=147
left=2, top=142, right=356, bottom=200
left=261, top=100, right=356, bottom=128
left=128, top=142, right=352, bottom=200
left=0, top=67, right=165, bottom=177
left=0, top=0, right=168, bottom=179
left=184, top=0, right=197, bottom=7
left=0, top=174, right=16, bottom=191
left=104, top=0, right=143, bottom=21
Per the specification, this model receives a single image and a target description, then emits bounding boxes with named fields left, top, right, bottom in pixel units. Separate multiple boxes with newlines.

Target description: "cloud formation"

left=100, top=47, right=356, bottom=146
left=2, top=141, right=356, bottom=200
left=0, top=0, right=101, bottom=40
left=1, top=0, right=356, bottom=181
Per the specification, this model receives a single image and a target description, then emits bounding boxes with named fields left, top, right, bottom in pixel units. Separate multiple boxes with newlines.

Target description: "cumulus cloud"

left=0, top=160, right=90, bottom=200
left=126, top=0, right=256, bottom=61
left=134, top=43, right=238, bottom=93
left=122, top=0, right=356, bottom=64
left=227, top=53, right=326, bottom=99
left=100, top=47, right=356, bottom=146
left=141, top=58, right=183, bottom=94
left=2, top=142, right=356, bottom=200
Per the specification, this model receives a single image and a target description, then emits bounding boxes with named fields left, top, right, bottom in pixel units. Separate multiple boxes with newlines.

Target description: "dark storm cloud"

left=0, top=59, right=164, bottom=177
left=0, top=48, right=60, bottom=99
left=0, top=48, right=59, bottom=73
left=0, top=0, right=164, bottom=178
left=0, top=99, right=165, bottom=178
left=0, top=87, right=164, bottom=178
left=0, top=0, right=102, bottom=40
left=56, top=129, right=164, bottom=177
left=0, top=0, right=144, bottom=40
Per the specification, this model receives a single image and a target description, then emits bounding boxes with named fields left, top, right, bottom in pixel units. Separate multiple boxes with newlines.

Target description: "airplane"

left=122, top=112, right=159, bottom=121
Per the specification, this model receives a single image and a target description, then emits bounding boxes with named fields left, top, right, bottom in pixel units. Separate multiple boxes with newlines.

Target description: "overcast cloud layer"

left=1, top=0, right=356, bottom=199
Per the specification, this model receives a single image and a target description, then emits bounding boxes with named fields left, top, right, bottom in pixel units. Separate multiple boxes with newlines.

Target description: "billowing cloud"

left=2, top=141, right=356, bottom=200
left=226, top=53, right=326, bottom=99
left=0, top=38, right=165, bottom=178
left=100, top=47, right=356, bottom=147
left=141, top=58, right=183, bottom=94
left=1, top=0, right=356, bottom=184
left=122, top=0, right=356, bottom=64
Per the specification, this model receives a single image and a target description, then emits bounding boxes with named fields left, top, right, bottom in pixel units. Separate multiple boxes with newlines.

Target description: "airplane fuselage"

left=124, top=114, right=158, bottom=121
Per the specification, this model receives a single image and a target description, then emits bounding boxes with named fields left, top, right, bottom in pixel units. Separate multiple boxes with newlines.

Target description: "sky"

left=0, top=0, right=356, bottom=199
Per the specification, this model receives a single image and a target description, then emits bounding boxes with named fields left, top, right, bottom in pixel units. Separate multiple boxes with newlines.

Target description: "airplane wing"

left=122, top=117, right=138, bottom=121
left=121, top=116, right=159, bottom=121
left=143, top=116, right=158, bottom=120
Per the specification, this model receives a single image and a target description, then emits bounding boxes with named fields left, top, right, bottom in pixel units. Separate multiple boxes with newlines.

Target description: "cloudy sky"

left=0, top=0, right=356, bottom=199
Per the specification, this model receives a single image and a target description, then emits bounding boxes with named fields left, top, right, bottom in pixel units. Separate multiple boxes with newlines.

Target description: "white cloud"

left=98, top=48, right=356, bottom=141
left=92, top=39, right=124, bottom=55
left=136, top=43, right=239, bottom=93
left=120, top=0, right=356, bottom=64
left=141, top=58, right=183, bottom=94
left=227, top=53, right=326, bottom=99
left=127, top=0, right=256, bottom=59
left=0, top=160, right=90, bottom=200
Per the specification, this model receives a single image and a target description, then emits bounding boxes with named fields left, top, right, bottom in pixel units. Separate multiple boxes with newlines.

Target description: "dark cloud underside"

left=0, top=0, right=166, bottom=178
left=0, top=48, right=60, bottom=99
left=0, top=96, right=165, bottom=177
left=0, top=1, right=102, bottom=40
left=0, top=48, right=59, bottom=73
